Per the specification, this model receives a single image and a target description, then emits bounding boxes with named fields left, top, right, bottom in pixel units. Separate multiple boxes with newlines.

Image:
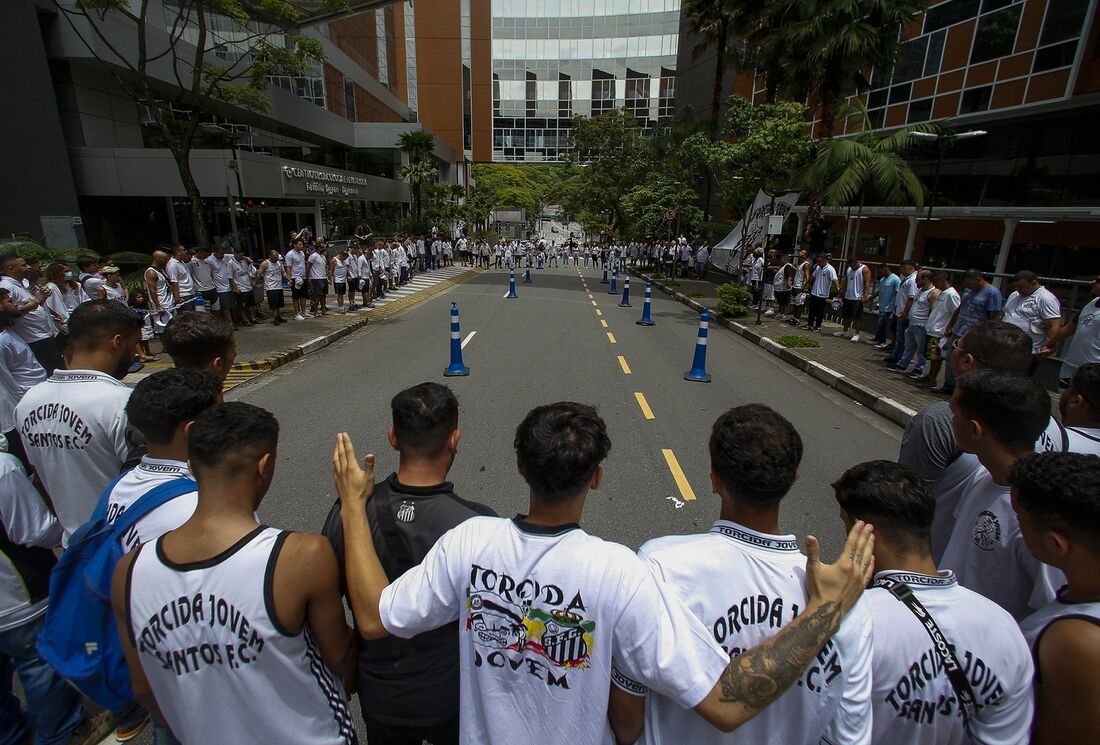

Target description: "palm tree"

left=803, top=101, right=934, bottom=259
left=396, top=130, right=437, bottom=221
left=762, top=0, right=926, bottom=251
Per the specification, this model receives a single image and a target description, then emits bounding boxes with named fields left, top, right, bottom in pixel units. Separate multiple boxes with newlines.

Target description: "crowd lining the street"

left=0, top=233, right=1099, bottom=745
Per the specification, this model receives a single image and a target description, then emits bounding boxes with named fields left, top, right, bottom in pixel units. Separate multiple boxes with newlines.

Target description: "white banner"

left=711, top=191, right=800, bottom=275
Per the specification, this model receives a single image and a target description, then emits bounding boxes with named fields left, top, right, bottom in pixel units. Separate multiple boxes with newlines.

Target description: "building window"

left=960, top=85, right=993, bottom=114
left=970, top=4, right=1022, bottom=64
left=924, top=0, right=980, bottom=34
left=908, top=98, right=934, bottom=123
left=343, top=79, right=357, bottom=121
left=1039, top=0, right=1090, bottom=45
left=924, top=30, right=947, bottom=77
left=889, top=82, right=912, bottom=104
left=1033, top=40, right=1079, bottom=72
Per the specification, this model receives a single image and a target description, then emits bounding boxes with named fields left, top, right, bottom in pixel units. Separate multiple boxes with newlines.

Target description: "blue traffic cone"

left=506, top=269, right=518, bottom=299
left=600, top=267, right=609, bottom=284
left=524, top=267, right=533, bottom=284
left=618, top=276, right=632, bottom=307
left=684, top=308, right=712, bottom=383
left=444, top=302, right=470, bottom=377
left=608, top=266, right=618, bottom=294
left=636, top=282, right=655, bottom=326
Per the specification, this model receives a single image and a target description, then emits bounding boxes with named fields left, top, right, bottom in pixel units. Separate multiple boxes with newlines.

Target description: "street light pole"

left=911, top=129, right=986, bottom=261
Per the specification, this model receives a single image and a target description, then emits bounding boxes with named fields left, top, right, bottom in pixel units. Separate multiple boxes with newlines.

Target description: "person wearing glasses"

left=936, top=269, right=1003, bottom=395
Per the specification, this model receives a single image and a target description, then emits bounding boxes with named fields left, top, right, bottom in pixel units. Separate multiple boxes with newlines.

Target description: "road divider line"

left=461, top=331, right=477, bottom=349
left=662, top=449, right=697, bottom=501
left=607, top=332, right=616, bottom=344
left=591, top=300, right=597, bottom=307
left=617, top=355, right=631, bottom=374
left=600, top=320, right=608, bottom=328
left=634, top=392, right=655, bottom=420
left=595, top=309, right=602, bottom=316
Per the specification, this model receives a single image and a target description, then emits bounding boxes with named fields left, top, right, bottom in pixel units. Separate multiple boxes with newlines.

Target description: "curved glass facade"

left=492, top=0, right=681, bottom=161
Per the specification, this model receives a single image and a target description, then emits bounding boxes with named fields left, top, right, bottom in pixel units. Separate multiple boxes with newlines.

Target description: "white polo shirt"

left=0, top=277, right=56, bottom=343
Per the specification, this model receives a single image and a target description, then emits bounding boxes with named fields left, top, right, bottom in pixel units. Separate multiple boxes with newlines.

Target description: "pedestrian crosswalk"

left=370, top=266, right=469, bottom=307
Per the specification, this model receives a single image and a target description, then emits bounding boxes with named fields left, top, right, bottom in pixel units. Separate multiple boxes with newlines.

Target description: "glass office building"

left=491, top=0, right=681, bottom=162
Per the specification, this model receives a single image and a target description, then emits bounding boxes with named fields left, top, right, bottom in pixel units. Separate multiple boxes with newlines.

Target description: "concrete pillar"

left=314, top=200, right=324, bottom=239
left=902, top=216, right=918, bottom=261
left=993, top=218, right=1018, bottom=290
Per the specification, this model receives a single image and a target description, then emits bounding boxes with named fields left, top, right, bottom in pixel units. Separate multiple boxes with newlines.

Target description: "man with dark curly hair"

left=1014, top=451, right=1100, bottom=744
left=611, top=404, right=873, bottom=745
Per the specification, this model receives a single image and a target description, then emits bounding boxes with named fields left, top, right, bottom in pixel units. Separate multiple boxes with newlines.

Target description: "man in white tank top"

left=834, top=256, right=872, bottom=342
left=111, top=403, right=357, bottom=745
left=1013, top=452, right=1100, bottom=743
left=833, top=460, right=1034, bottom=745
left=258, top=250, right=289, bottom=325
left=612, top=405, right=873, bottom=745
left=329, top=249, right=350, bottom=314
left=144, top=250, right=175, bottom=316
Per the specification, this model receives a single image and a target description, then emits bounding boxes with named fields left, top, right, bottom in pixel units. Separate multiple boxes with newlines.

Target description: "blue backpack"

left=37, top=473, right=197, bottom=713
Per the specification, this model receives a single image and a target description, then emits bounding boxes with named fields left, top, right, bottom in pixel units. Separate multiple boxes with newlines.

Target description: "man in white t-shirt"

left=613, top=405, right=872, bottom=745
left=889, top=269, right=937, bottom=376
left=332, top=402, right=875, bottom=745
left=1012, top=452, right=1100, bottom=744
left=942, top=370, right=1065, bottom=620
left=104, top=369, right=220, bottom=551
left=803, top=254, right=838, bottom=332
left=188, top=247, right=216, bottom=307
left=1059, top=363, right=1100, bottom=455
left=0, top=255, right=62, bottom=373
left=15, top=300, right=144, bottom=544
left=833, top=460, right=1034, bottom=745
left=0, top=289, right=47, bottom=469
left=1003, top=270, right=1061, bottom=375
left=284, top=238, right=309, bottom=320
left=1044, top=274, right=1099, bottom=388
left=918, top=271, right=961, bottom=388
left=166, top=245, right=196, bottom=311
left=204, top=247, right=234, bottom=324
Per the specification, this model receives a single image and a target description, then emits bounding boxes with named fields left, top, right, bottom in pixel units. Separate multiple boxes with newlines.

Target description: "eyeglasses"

left=951, top=337, right=987, bottom=364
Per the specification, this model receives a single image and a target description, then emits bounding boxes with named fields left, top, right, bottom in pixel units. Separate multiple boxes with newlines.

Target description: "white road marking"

left=461, top=331, right=477, bottom=349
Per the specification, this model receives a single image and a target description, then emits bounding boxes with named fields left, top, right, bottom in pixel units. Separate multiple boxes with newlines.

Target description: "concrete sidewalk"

left=629, top=269, right=930, bottom=427
left=130, top=265, right=480, bottom=391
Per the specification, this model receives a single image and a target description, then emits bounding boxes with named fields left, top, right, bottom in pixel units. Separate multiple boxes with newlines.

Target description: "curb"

left=228, top=269, right=481, bottom=376
left=632, top=271, right=916, bottom=428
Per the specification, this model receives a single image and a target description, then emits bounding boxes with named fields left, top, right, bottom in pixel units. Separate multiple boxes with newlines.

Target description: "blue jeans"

left=0, top=615, right=83, bottom=745
left=890, top=317, right=910, bottom=363
left=899, top=324, right=928, bottom=372
left=874, top=312, right=894, bottom=343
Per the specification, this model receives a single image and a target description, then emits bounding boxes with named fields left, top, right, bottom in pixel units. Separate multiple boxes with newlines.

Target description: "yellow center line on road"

left=595, top=309, right=603, bottom=316
left=634, top=392, right=655, bottom=420
left=606, top=332, right=617, bottom=343
left=591, top=300, right=598, bottom=306
left=600, top=320, right=608, bottom=328
left=662, top=449, right=697, bottom=501
left=617, top=355, right=631, bottom=374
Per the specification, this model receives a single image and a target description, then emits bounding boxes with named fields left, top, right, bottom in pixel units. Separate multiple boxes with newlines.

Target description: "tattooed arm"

left=693, top=523, right=875, bottom=732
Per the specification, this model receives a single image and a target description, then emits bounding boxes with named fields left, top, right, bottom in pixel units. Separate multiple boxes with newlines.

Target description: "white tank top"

left=1020, top=587, right=1100, bottom=678
left=263, top=260, right=284, bottom=291
left=333, top=258, right=348, bottom=283
left=845, top=264, right=866, bottom=300
left=126, top=528, right=357, bottom=745
left=150, top=268, right=173, bottom=308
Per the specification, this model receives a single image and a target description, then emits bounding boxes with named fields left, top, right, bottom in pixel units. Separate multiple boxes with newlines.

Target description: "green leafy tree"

left=396, top=130, right=438, bottom=222
left=469, top=163, right=561, bottom=219
left=761, top=0, right=927, bottom=251
left=55, top=0, right=347, bottom=248
left=621, top=178, right=703, bottom=240
left=803, top=101, right=932, bottom=258
left=686, top=95, right=811, bottom=255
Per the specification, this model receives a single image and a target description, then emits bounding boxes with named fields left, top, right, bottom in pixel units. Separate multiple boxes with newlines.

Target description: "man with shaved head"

left=144, top=249, right=175, bottom=317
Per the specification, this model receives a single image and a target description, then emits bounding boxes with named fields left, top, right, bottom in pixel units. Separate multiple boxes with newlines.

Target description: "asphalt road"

left=233, top=262, right=901, bottom=555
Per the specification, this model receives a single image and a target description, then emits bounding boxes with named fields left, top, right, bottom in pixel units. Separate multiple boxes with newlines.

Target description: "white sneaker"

left=832, top=331, right=847, bottom=338
left=764, top=309, right=775, bottom=317
left=850, top=334, right=860, bottom=343
left=294, top=314, right=305, bottom=321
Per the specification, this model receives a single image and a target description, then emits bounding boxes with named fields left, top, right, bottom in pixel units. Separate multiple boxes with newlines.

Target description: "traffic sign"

left=664, top=209, right=677, bottom=221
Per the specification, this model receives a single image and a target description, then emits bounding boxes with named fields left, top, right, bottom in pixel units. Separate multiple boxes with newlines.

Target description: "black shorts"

left=199, top=289, right=218, bottom=304
left=266, top=289, right=284, bottom=309
left=217, top=291, right=234, bottom=311
left=774, top=291, right=791, bottom=307
left=842, top=299, right=864, bottom=320
left=334, top=282, right=347, bottom=295
left=291, top=279, right=309, bottom=300
left=235, top=291, right=255, bottom=309
left=310, top=278, right=328, bottom=299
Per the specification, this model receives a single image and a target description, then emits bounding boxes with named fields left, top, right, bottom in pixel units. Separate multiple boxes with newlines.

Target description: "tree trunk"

left=804, top=64, right=841, bottom=256
left=711, top=24, right=728, bottom=130
left=168, top=140, right=210, bottom=248
left=848, top=195, right=865, bottom=261
left=413, top=182, right=422, bottom=222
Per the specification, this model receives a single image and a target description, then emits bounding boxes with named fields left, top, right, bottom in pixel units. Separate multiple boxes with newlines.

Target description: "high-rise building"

left=3, top=0, right=460, bottom=252
left=490, top=0, right=682, bottom=162
left=676, top=0, right=1100, bottom=279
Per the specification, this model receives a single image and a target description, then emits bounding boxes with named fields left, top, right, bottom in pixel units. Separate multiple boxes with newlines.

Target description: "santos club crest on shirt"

left=972, top=510, right=1002, bottom=551
left=465, top=565, right=595, bottom=670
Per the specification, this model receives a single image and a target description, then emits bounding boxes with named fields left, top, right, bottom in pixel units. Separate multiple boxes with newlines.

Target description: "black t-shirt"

left=322, top=472, right=496, bottom=727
